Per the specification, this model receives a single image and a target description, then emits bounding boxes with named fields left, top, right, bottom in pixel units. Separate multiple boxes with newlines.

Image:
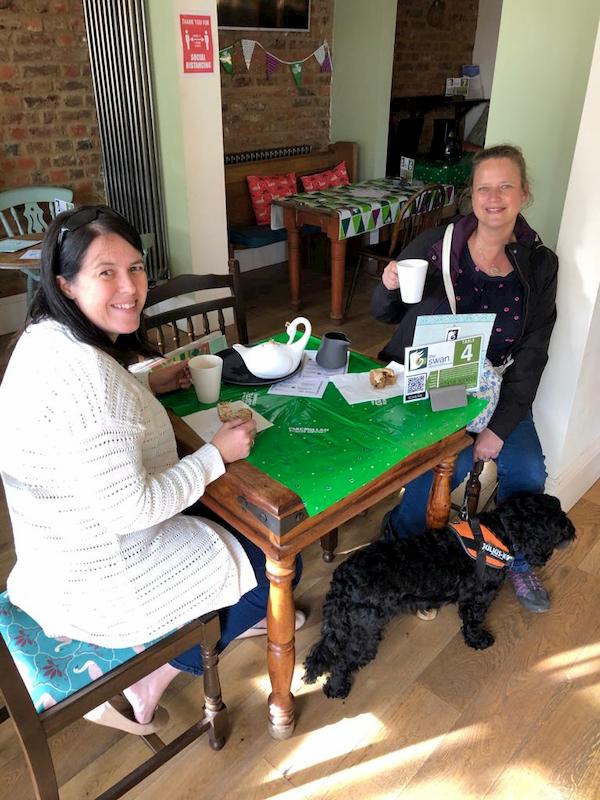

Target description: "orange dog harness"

left=447, top=518, right=514, bottom=572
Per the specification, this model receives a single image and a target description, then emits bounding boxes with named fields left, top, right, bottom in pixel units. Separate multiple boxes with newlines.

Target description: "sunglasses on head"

left=52, top=206, right=133, bottom=273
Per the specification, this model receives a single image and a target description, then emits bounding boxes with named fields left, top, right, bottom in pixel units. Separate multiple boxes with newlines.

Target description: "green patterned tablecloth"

left=271, top=178, right=455, bottom=242
left=413, top=154, right=473, bottom=188
left=160, top=336, right=485, bottom=517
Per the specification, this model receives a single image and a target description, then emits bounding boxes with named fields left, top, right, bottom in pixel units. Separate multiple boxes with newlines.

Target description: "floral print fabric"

left=0, top=591, right=157, bottom=713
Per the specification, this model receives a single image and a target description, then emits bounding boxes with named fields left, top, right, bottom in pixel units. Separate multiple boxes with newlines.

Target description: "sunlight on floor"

left=534, top=640, right=600, bottom=690
left=483, top=764, right=569, bottom=800
left=266, top=723, right=486, bottom=800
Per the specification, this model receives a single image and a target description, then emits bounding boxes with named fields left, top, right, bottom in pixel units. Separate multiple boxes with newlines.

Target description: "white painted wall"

left=486, top=0, right=599, bottom=247
left=148, top=0, right=228, bottom=278
left=536, top=22, right=600, bottom=509
left=464, top=0, right=502, bottom=138
left=330, top=0, right=397, bottom=180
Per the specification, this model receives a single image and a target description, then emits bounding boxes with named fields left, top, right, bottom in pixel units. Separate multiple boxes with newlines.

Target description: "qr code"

left=406, top=374, right=426, bottom=395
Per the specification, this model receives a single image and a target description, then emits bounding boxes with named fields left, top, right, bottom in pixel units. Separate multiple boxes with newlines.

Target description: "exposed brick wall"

left=392, top=0, right=479, bottom=96
left=390, top=0, right=479, bottom=155
left=0, top=0, right=104, bottom=203
left=219, top=0, right=333, bottom=155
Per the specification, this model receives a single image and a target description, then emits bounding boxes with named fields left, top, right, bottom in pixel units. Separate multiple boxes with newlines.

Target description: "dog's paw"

left=463, top=628, right=495, bottom=650
left=323, top=675, right=352, bottom=699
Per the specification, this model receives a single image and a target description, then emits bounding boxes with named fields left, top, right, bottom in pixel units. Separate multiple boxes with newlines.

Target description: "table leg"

left=286, top=215, right=301, bottom=311
left=426, top=454, right=458, bottom=529
left=329, top=237, right=347, bottom=322
left=265, top=554, right=297, bottom=740
left=320, top=528, right=338, bottom=562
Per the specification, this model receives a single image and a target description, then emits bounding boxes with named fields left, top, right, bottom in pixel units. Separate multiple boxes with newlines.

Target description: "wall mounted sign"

left=180, top=14, right=214, bottom=74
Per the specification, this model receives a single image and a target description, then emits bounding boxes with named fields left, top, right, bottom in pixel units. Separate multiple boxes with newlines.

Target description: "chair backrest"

left=142, top=258, right=249, bottom=353
left=0, top=186, right=74, bottom=237
left=388, top=184, right=447, bottom=257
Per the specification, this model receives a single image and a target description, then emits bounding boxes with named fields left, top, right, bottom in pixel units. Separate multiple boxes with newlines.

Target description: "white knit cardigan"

left=0, top=320, right=257, bottom=647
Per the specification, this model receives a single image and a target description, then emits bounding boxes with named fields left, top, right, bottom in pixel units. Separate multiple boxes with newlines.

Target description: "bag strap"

left=442, top=223, right=456, bottom=314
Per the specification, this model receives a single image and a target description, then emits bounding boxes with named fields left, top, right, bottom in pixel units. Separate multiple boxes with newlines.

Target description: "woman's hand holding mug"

left=148, top=361, right=192, bottom=395
left=382, top=260, right=400, bottom=291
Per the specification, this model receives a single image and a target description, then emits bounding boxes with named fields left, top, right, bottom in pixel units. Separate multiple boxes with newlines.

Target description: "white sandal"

left=236, top=610, right=306, bottom=639
left=416, top=608, right=438, bottom=621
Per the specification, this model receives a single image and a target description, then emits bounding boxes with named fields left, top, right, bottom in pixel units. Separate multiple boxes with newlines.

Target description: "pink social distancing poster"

left=180, top=14, right=214, bottom=74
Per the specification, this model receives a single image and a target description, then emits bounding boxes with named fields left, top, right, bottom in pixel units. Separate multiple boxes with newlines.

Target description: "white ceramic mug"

left=188, top=354, right=223, bottom=404
left=395, top=258, right=428, bottom=303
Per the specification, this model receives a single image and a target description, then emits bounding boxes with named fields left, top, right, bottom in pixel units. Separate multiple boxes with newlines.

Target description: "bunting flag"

left=266, top=52, right=279, bottom=79
left=218, top=39, right=332, bottom=87
left=290, top=61, right=303, bottom=87
left=241, top=38, right=256, bottom=71
left=313, top=44, right=326, bottom=68
left=219, top=46, right=234, bottom=74
left=321, top=51, right=332, bottom=74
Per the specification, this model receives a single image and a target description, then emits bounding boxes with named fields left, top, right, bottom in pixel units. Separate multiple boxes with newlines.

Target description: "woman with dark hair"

left=0, top=206, right=303, bottom=734
left=372, top=145, right=558, bottom=614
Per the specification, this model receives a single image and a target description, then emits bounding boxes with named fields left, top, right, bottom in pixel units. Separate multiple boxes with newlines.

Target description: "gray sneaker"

left=509, top=569, right=550, bottom=612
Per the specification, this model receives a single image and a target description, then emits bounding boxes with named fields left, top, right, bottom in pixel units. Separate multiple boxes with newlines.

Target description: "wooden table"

left=170, top=411, right=471, bottom=739
left=271, top=179, right=454, bottom=323
left=0, top=236, right=42, bottom=304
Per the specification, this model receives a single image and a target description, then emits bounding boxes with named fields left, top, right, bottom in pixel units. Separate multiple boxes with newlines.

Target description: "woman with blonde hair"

left=372, top=144, right=558, bottom=613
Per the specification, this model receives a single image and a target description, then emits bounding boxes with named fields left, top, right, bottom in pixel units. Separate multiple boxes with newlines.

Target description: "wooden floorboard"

left=1, top=261, right=598, bottom=799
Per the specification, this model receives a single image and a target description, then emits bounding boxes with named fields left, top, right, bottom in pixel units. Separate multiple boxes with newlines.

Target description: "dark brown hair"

left=28, top=206, right=154, bottom=366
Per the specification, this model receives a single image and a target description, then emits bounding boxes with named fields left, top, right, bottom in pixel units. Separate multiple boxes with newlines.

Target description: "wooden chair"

left=344, top=184, right=447, bottom=316
left=0, top=186, right=74, bottom=237
left=0, top=186, right=74, bottom=304
left=0, top=591, right=228, bottom=800
left=142, top=259, right=249, bottom=353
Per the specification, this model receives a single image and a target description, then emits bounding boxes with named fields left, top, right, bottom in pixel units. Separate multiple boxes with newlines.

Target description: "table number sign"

left=403, top=335, right=483, bottom=403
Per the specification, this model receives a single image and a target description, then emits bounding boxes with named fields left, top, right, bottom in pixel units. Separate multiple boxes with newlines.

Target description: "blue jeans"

left=385, top=412, right=547, bottom=571
left=170, top=507, right=302, bottom=676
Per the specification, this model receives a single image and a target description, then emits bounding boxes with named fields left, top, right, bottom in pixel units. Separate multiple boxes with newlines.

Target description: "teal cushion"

left=0, top=591, right=158, bottom=713
left=228, top=224, right=322, bottom=248
left=228, top=224, right=287, bottom=248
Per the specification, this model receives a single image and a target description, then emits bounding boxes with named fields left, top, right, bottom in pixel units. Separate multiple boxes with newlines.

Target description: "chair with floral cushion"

left=0, top=591, right=228, bottom=800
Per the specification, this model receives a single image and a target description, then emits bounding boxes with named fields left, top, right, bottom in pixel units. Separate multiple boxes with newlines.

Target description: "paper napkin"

left=330, top=361, right=405, bottom=405
left=183, top=400, right=273, bottom=442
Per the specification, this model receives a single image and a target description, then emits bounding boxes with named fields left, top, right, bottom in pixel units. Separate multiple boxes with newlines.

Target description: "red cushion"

left=246, top=173, right=297, bottom=226
left=300, top=161, right=350, bottom=192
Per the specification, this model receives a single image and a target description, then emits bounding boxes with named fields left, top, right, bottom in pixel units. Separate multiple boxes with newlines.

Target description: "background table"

left=0, top=236, right=42, bottom=304
left=271, top=179, right=454, bottom=322
left=413, top=153, right=473, bottom=189
left=161, top=338, right=485, bottom=738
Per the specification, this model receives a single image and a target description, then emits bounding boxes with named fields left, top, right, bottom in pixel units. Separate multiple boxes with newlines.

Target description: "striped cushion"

left=0, top=591, right=157, bottom=713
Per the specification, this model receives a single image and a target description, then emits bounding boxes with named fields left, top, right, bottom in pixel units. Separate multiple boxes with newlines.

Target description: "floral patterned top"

left=455, top=245, right=525, bottom=367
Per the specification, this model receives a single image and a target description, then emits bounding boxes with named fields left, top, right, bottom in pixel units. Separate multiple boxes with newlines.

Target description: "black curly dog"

left=304, top=494, right=575, bottom=699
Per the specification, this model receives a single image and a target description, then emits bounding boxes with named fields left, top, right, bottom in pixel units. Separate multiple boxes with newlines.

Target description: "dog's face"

left=481, top=494, right=576, bottom=567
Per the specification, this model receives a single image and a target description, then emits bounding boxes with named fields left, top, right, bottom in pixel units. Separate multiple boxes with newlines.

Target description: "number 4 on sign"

left=461, top=343, right=473, bottom=361
left=454, top=336, right=481, bottom=365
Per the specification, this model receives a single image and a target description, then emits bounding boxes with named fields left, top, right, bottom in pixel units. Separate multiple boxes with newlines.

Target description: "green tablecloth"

left=413, top=154, right=473, bottom=188
left=160, top=336, right=486, bottom=517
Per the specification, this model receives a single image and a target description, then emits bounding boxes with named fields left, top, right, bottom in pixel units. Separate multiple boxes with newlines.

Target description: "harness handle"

left=459, top=459, right=485, bottom=521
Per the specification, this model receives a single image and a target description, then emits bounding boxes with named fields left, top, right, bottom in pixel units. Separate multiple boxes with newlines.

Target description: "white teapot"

left=233, top=317, right=312, bottom=380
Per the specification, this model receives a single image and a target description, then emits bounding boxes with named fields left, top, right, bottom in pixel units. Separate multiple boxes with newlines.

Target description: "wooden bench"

left=225, top=141, right=358, bottom=259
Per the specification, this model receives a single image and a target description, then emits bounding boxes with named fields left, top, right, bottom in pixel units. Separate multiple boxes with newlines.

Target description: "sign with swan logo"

left=404, top=335, right=483, bottom=403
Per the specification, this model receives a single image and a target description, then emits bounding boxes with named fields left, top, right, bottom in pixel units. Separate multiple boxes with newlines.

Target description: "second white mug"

left=188, top=354, right=223, bottom=404
left=395, top=258, right=428, bottom=303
